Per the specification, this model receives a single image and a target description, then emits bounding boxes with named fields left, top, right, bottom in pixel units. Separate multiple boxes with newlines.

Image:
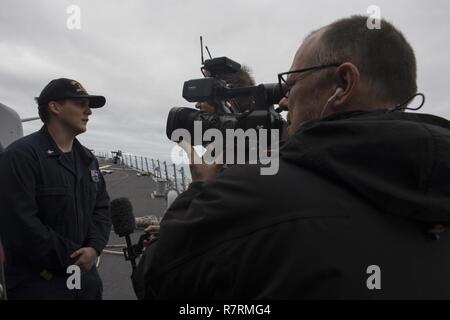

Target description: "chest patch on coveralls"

left=90, top=170, right=100, bottom=182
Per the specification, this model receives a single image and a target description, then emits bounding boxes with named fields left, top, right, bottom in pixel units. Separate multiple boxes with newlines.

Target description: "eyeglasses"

left=278, top=63, right=341, bottom=99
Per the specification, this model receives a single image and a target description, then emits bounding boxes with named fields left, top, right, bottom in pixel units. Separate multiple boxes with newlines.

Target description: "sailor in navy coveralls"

left=0, top=78, right=111, bottom=300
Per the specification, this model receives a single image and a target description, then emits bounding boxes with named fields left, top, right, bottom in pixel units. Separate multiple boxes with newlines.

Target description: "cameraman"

left=140, top=65, right=256, bottom=245
left=136, top=16, right=450, bottom=299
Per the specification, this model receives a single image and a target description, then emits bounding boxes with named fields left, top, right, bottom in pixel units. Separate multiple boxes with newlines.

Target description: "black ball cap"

left=36, top=78, right=106, bottom=108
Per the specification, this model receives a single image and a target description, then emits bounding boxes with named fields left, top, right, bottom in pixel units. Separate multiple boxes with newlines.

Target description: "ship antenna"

left=205, top=45, right=213, bottom=59
left=200, top=36, right=205, bottom=65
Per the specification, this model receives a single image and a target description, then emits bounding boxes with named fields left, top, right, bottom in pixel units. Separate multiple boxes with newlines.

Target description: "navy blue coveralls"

left=0, top=126, right=111, bottom=299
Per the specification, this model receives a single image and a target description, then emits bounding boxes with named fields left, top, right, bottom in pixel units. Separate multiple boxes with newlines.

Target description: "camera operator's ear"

left=330, top=62, right=360, bottom=109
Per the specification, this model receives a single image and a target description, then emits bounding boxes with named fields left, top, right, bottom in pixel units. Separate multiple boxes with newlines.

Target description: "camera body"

left=202, top=56, right=241, bottom=77
left=166, top=56, right=287, bottom=144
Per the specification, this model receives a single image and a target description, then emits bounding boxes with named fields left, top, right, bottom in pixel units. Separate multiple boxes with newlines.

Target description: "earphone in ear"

left=320, top=87, right=344, bottom=119
left=327, top=87, right=344, bottom=103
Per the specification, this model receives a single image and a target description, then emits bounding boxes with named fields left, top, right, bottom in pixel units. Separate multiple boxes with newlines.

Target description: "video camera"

left=166, top=56, right=287, bottom=144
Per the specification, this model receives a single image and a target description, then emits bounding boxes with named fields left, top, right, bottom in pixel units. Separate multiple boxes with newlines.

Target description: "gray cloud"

left=1, top=0, right=449, bottom=162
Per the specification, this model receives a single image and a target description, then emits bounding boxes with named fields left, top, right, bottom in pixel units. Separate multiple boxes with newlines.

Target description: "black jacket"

left=135, top=110, right=450, bottom=299
left=0, top=126, right=111, bottom=289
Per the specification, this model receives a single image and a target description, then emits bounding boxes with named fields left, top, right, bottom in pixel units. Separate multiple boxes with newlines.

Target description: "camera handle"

left=123, top=233, right=154, bottom=270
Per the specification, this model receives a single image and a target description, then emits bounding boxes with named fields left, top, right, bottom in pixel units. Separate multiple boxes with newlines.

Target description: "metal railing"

left=94, top=151, right=191, bottom=194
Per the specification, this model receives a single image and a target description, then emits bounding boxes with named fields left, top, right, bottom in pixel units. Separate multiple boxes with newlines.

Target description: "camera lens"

left=166, top=107, right=199, bottom=141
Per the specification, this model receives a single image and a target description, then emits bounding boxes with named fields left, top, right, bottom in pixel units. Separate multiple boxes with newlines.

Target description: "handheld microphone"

left=111, top=197, right=135, bottom=237
left=111, top=198, right=138, bottom=269
left=110, top=198, right=152, bottom=271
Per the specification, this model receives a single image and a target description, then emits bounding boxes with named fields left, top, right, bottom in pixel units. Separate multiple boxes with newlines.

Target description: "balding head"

left=279, top=15, right=418, bottom=135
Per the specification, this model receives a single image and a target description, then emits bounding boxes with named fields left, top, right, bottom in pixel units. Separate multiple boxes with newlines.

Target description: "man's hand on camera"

left=190, top=161, right=223, bottom=182
left=179, top=141, right=223, bottom=182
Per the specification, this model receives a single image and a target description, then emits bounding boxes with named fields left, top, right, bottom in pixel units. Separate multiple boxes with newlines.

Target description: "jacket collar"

left=280, top=110, right=450, bottom=224
left=38, top=125, right=95, bottom=166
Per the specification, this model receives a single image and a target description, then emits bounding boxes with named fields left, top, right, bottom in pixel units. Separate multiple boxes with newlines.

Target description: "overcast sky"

left=1, top=0, right=449, bottom=162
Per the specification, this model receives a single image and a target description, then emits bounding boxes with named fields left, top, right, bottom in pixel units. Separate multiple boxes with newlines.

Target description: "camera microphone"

left=111, top=197, right=135, bottom=237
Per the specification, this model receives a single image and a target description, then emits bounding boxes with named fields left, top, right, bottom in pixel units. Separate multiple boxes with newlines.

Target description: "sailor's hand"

left=179, top=141, right=223, bottom=182
left=143, top=225, right=160, bottom=247
left=70, top=247, right=98, bottom=271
